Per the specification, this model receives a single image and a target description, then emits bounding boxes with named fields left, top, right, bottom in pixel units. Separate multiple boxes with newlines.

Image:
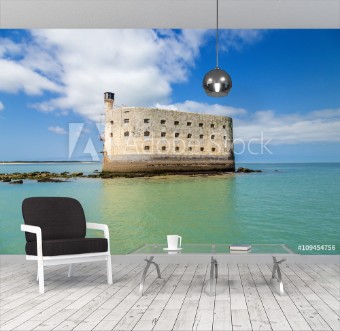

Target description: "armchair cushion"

left=26, top=238, right=108, bottom=256
left=22, top=197, right=86, bottom=242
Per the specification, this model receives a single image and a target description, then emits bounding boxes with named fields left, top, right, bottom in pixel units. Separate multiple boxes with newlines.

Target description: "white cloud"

left=0, top=38, right=22, bottom=57
left=48, top=126, right=67, bottom=135
left=308, top=108, right=340, bottom=119
left=20, top=29, right=209, bottom=121
left=155, top=100, right=246, bottom=117
left=2, top=29, right=337, bottom=146
left=1, top=30, right=338, bottom=146
left=235, top=108, right=340, bottom=144
left=220, top=30, right=265, bottom=52
left=30, top=101, right=56, bottom=113
left=156, top=101, right=340, bottom=144
left=0, top=58, right=61, bottom=95
left=0, top=29, right=263, bottom=122
left=0, top=101, right=4, bottom=111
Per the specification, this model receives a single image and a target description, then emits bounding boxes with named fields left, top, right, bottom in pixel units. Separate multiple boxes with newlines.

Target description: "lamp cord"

left=216, top=0, right=219, bottom=68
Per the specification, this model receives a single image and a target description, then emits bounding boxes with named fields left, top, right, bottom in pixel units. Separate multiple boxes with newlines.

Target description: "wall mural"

left=0, top=29, right=339, bottom=255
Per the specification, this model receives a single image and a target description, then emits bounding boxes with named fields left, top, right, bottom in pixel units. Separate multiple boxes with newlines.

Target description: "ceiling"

left=0, top=0, right=339, bottom=28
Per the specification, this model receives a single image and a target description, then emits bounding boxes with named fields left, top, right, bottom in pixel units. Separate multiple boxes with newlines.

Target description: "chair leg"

left=37, top=259, right=45, bottom=294
left=107, top=254, right=113, bottom=284
left=68, top=264, right=73, bottom=277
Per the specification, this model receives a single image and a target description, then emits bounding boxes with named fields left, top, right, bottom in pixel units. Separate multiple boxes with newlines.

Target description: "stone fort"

left=102, top=92, right=235, bottom=173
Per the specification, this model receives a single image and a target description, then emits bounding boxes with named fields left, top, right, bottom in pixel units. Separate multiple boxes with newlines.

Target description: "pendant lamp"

left=203, top=0, right=232, bottom=97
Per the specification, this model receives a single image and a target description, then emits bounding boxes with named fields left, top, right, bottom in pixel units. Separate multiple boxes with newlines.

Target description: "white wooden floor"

left=0, top=261, right=339, bottom=331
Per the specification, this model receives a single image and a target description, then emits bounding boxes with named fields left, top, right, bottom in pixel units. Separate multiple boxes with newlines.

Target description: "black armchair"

left=21, top=197, right=113, bottom=293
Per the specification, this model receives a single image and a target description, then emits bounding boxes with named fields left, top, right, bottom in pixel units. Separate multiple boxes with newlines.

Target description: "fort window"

left=124, top=119, right=129, bottom=123
left=161, top=120, right=166, bottom=124
left=211, top=135, right=215, bottom=140
left=110, top=133, right=113, bottom=137
left=187, top=134, right=192, bottom=138
left=211, top=124, right=215, bottom=128
left=162, top=146, right=166, bottom=151
left=187, top=122, right=192, bottom=126
left=189, top=147, right=192, bottom=151
left=144, top=146, right=150, bottom=151
left=175, top=147, right=179, bottom=151
left=224, top=136, right=226, bottom=140
left=175, top=133, right=180, bottom=138
left=110, top=121, right=113, bottom=125
left=161, top=132, right=166, bottom=137
left=199, top=123, right=203, bottom=127
left=200, top=147, right=204, bottom=152
left=199, top=134, right=204, bottom=139
left=144, top=119, right=150, bottom=123
left=212, top=148, right=216, bottom=152
left=144, top=131, right=150, bottom=137
left=124, top=131, right=129, bottom=137
left=223, top=125, right=226, bottom=129
left=174, top=121, right=179, bottom=125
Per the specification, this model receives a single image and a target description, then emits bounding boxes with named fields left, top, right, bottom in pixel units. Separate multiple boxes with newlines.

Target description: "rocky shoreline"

left=0, top=167, right=261, bottom=184
left=0, top=171, right=85, bottom=184
left=236, top=167, right=262, bottom=173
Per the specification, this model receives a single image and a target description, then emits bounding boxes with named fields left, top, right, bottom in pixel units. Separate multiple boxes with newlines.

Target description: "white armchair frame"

left=21, top=222, right=113, bottom=294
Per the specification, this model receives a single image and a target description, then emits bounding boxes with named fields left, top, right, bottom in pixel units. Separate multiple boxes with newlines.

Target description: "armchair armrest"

left=21, top=224, right=41, bottom=235
left=20, top=224, right=43, bottom=259
left=86, top=222, right=110, bottom=239
left=86, top=222, right=111, bottom=254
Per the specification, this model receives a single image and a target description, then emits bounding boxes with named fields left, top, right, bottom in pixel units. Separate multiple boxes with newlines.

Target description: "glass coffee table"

left=129, top=244, right=295, bottom=296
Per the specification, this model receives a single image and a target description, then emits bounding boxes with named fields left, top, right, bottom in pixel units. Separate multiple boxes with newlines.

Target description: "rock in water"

left=9, top=180, right=23, bottom=184
left=37, top=178, right=65, bottom=183
left=71, top=172, right=83, bottom=177
left=236, top=167, right=262, bottom=173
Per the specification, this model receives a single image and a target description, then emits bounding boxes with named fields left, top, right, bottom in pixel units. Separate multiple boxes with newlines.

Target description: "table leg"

left=215, top=259, right=218, bottom=279
left=272, top=256, right=286, bottom=295
left=139, top=256, right=161, bottom=296
left=209, top=256, right=218, bottom=296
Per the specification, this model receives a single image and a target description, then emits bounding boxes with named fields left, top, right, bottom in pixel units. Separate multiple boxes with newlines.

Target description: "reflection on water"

left=100, top=175, right=237, bottom=253
left=1, top=163, right=339, bottom=255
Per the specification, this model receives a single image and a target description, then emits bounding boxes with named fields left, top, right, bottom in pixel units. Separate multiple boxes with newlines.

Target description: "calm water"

left=0, top=163, right=339, bottom=255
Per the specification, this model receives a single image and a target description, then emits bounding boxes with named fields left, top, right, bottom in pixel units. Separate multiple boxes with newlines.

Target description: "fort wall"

left=102, top=93, right=235, bottom=173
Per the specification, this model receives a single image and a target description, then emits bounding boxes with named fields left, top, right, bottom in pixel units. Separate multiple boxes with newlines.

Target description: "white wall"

left=1, top=0, right=339, bottom=28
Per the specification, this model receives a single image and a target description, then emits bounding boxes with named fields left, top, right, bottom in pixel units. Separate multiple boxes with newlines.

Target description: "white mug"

left=167, top=235, right=182, bottom=250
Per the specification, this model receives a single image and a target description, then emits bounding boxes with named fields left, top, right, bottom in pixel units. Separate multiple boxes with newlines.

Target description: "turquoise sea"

left=0, top=163, right=339, bottom=255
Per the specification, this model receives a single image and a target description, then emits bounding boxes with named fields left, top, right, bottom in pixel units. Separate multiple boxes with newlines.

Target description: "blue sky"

left=0, top=29, right=339, bottom=162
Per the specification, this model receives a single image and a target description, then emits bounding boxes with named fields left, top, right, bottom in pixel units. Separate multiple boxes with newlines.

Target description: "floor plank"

left=249, top=264, right=292, bottom=331
left=300, top=264, right=340, bottom=299
left=95, top=263, right=175, bottom=331
left=279, top=264, right=333, bottom=331
left=228, top=264, right=252, bottom=331
left=238, top=264, right=272, bottom=331
left=0, top=262, right=339, bottom=331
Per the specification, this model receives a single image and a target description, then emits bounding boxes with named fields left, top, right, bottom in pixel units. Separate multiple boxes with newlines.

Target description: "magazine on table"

left=229, top=244, right=252, bottom=251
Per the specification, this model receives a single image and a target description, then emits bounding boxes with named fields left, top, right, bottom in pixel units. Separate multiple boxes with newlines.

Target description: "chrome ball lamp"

left=203, top=0, right=232, bottom=97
